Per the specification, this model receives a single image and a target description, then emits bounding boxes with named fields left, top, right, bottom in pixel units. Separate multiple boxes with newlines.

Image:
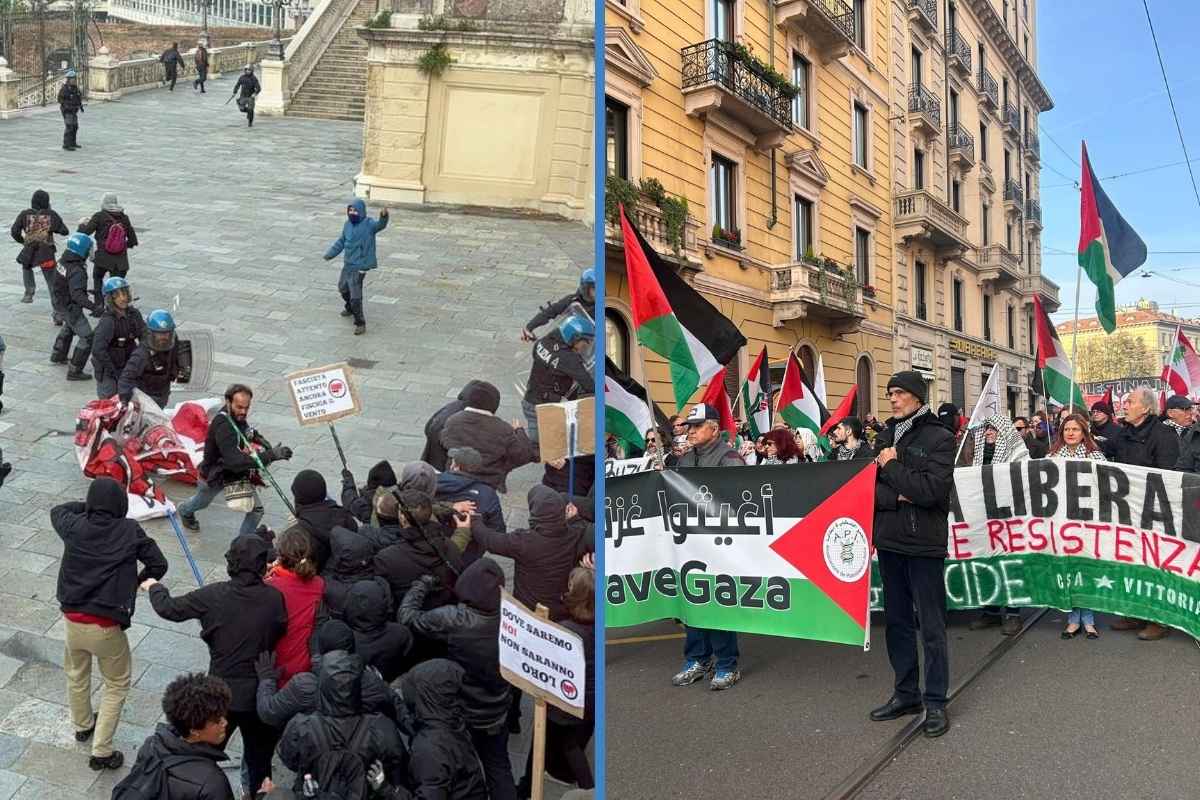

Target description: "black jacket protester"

left=256, top=653, right=396, bottom=729
left=373, top=521, right=463, bottom=609
left=440, top=410, right=538, bottom=493
left=295, top=499, right=359, bottom=573
left=872, top=409, right=956, bottom=559
left=321, top=527, right=382, bottom=621
left=421, top=381, right=488, bottom=471
left=10, top=191, right=68, bottom=268
left=117, top=723, right=233, bottom=800
left=345, top=579, right=412, bottom=683
left=196, top=410, right=272, bottom=487
left=148, top=535, right=288, bottom=711
left=1113, top=414, right=1182, bottom=470
left=53, top=479, right=168, bottom=629
left=399, top=660, right=488, bottom=800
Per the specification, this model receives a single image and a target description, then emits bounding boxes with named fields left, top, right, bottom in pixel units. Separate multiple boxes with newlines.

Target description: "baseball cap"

left=683, top=403, right=721, bottom=425
left=1165, top=394, right=1195, bottom=411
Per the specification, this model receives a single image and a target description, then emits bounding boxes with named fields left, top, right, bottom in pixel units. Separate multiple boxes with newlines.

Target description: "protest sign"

left=498, top=591, right=586, bottom=718
left=285, top=363, right=362, bottom=426
left=535, top=397, right=596, bottom=463
left=605, top=460, right=877, bottom=648
left=605, top=457, right=653, bottom=478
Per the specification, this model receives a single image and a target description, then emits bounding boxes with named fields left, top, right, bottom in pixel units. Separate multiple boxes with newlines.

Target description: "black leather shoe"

left=88, top=751, right=123, bottom=770
left=924, top=707, right=950, bottom=738
left=869, top=696, right=923, bottom=721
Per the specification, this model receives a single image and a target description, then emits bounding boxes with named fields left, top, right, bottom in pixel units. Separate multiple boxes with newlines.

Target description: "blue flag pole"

left=165, top=507, right=205, bottom=586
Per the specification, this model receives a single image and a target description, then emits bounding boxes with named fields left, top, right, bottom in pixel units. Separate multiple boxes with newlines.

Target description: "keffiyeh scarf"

left=1050, top=443, right=1107, bottom=460
left=971, top=414, right=1029, bottom=466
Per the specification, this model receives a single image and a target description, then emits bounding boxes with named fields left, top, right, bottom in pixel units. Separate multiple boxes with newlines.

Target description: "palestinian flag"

left=621, top=206, right=746, bottom=409
left=604, top=358, right=667, bottom=450
left=737, top=346, right=772, bottom=438
left=819, top=385, right=859, bottom=436
left=1162, top=326, right=1200, bottom=400
left=1033, top=295, right=1086, bottom=409
left=1078, top=142, right=1148, bottom=333
left=700, top=367, right=738, bottom=443
left=778, top=351, right=828, bottom=435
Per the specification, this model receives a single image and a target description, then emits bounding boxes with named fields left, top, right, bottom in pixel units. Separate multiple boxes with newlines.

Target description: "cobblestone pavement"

left=0, top=77, right=592, bottom=798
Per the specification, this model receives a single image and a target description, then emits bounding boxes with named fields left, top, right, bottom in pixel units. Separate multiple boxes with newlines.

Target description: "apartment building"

left=603, top=0, right=896, bottom=418
left=1058, top=300, right=1200, bottom=383
left=889, top=0, right=1056, bottom=416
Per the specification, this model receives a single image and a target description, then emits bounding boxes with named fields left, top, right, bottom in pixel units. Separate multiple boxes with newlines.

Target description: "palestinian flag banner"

left=603, top=358, right=671, bottom=451
left=1078, top=142, right=1148, bottom=333
left=605, top=460, right=877, bottom=648
left=1162, top=326, right=1200, bottom=400
left=777, top=351, right=829, bottom=435
left=819, top=385, right=858, bottom=437
left=864, top=460, right=1200, bottom=639
left=620, top=206, right=746, bottom=409
left=700, top=367, right=738, bottom=443
left=737, top=346, right=771, bottom=438
left=1033, top=295, right=1085, bottom=409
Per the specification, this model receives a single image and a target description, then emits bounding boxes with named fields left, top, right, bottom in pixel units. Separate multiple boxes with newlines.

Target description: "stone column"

left=355, top=38, right=429, bottom=204
left=257, top=57, right=288, bottom=115
left=0, top=58, right=19, bottom=119
left=86, top=47, right=120, bottom=101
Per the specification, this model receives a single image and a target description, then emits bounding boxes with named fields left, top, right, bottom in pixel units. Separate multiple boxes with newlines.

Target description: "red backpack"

left=104, top=216, right=128, bottom=255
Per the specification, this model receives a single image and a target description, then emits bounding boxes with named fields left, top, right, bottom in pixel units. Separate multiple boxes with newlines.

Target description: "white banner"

left=498, top=591, right=586, bottom=717
left=285, top=363, right=361, bottom=426
left=604, top=457, right=653, bottom=477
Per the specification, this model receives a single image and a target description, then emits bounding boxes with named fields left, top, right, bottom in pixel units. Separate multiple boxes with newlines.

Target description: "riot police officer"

left=50, top=232, right=98, bottom=382
left=117, top=310, right=190, bottom=409
left=522, top=313, right=594, bottom=444
left=521, top=268, right=596, bottom=341
left=91, top=277, right=145, bottom=399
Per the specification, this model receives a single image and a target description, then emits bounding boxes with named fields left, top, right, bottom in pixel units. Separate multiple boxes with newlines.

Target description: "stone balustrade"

left=105, top=0, right=310, bottom=30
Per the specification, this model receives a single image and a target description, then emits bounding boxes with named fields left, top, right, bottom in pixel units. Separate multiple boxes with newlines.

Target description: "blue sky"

left=1037, top=0, right=1200, bottom=322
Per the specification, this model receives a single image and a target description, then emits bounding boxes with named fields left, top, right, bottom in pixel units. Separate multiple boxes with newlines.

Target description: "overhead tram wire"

left=1142, top=0, right=1200, bottom=215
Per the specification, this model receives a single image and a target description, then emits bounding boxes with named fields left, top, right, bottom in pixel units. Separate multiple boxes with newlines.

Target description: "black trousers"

left=164, top=66, right=177, bottom=90
left=62, top=110, right=78, bottom=148
left=518, top=719, right=594, bottom=797
left=878, top=549, right=949, bottom=708
left=194, top=65, right=208, bottom=91
left=222, top=708, right=278, bottom=795
left=470, top=727, right=517, bottom=800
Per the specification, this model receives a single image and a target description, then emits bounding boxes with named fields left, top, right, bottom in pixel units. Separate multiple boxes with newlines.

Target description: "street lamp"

left=199, top=0, right=212, bottom=48
left=267, top=0, right=291, bottom=60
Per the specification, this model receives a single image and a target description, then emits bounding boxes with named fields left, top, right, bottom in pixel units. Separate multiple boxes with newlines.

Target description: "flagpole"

left=1068, top=264, right=1084, bottom=416
left=633, top=343, right=667, bottom=470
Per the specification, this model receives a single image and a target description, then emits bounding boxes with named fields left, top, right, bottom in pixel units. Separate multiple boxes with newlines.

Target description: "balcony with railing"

left=978, top=244, right=1022, bottom=287
left=768, top=259, right=866, bottom=332
left=894, top=189, right=970, bottom=254
left=1021, top=273, right=1060, bottom=311
left=681, top=39, right=793, bottom=150
left=605, top=194, right=702, bottom=265
left=1003, top=178, right=1024, bottom=212
left=1002, top=102, right=1020, bottom=135
left=908, top=0, right=936, bottom=31
left=947, top=30, right=972, bottom=76
left=1025, top=198, right=1042, bottom=229
left=978, top=67, right=998, bottom=110
left=775, top=0, right=856, bottom=62
left=908, top=83, right=941, bottom=137
left=949, top=123, right=975, bottom=170
left=1024, top=129, right=1040, bottom=162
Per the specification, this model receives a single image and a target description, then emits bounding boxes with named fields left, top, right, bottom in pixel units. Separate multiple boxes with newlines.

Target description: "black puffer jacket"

left=10, top=190, right=68, bottom=268
left=50, top=250, right=95, bottom=317
left=422, top=381, right=488, bottom=470
left=321, top=528, right=380, bottom=621
left=92, top=306, right=146, bottom=380
left=117, top=723, right=233, bottom=800
left=872, top=409, right=956, bottom=559
left=470, top=485, right=592, bottom=621
left=1113, top=414, right=1182, bottom=470
left=295, top=500, right=360, bottom=573
left=373, top=523, right=461, bottom=608
left=197, top=410, right=271, bottom=487
left=441, top=409, right=538, bottom=493
left=400, top=660, right=488, bottom=800
left=53, top=478, right=168, bottom=629
left=1092, top=418, right=1123, bottom=460
left=398, top=558, right=510, bottom=734
left=79, top=209, right=138, bottom=272
left=1177, top=423, right=1200, bottom=473
left=345, top=580, right=411, bottom=683
left=149, top=535, right=288, bottom=711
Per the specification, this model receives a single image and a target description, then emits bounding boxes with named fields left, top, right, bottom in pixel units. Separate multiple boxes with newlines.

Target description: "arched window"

left=855, top=355, right=873, bottom=419
left=605, top=309, right=631, bottom=374
left=797, top=344, right=817, bottom=383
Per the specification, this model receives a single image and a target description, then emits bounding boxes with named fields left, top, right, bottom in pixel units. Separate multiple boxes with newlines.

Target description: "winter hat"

left=86, top=477, right=129, bottom=519
left=101, top=193, right=122, bottom=213
left=462, top=381, right=501, bottom=414
left=447, top=446, right=482, bottom=471
left=528, top=484, right=567, bottom=530
left=291, top=470, right=327, bottom=506
left=366, top=460, right=397, bottom=489
left=399, top=461, right=437, bottom=496
left=454, top=557, right=505, bottom=614
left=225, top=534, right=270, bottom=580
left=374, top=490, right=400, bottom=524
left=887, top=371, right=928, bottom=404
left=316, top=619, right=356, bottom=654
left=31, top=190, right=49, bottom=211
left=1090, top=401, right=1114, bottom=416
left=936, top=403, right=960, bottom=432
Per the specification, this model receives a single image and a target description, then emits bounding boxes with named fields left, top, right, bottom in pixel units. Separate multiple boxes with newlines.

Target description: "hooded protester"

left=255, top=619, right=396, bottom=729
left=522, top=314, right=595, bottom=444
left=441, top=380, right=538, bottom=493
left=323, top=198, right=390, bottom=335
left=468, top=485, right=591, bottom=622
left=341, top=458, right=398, bottom=525
left=291, top=468, right=359, bottom=572
left=159, top=42, right=184, bottom=90
left=78, top=193, right=139, bottom=313
left=58, top=70, right=84, bottom=150
left=399, top=660, right=488, bottom=800
left=265, top=527, right=325, bottom=688
left=10, top=189, right=69, bottom=307
left=53, top=477, right=168, bottom=771
left=232, top=66, right=260, bottom=126
left=399, top=558, right=514, bottom=800
left=422, top=380, right=489, bottom=470
left=321, top=527, right=382, bottom=621
left=90, top=276, right=145, bottom=399
left=115, top=673, right=235, bottom=800
left=278, top=652, right=409, bottom=800
left=50, top=232, right=98, bottom=381
left=344, top=579, right=412, bottom=683
left=372, top=489, right=464, bottom=610
left=145, top=534, right=288, bottom=797
left=521, top=268, right=597, bottom=341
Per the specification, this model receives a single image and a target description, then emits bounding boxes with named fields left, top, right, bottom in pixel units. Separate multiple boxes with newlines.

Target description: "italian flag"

left=1078, top=142, right=1148, bottom=333
left=621, top=205, right=746, bottom=410
left=737, top=346, right=772, bottom=438
left=777, top=351, right=828, bottom=435
left=1033, top=294, right=1085, bottom=409
left=1162, top=326, right=1200, bottom=400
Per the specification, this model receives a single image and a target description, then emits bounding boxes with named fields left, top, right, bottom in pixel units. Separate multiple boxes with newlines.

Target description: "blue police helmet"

left=146, top=309, right=176, bottom=333
left=579, top=268, right=596, bottom=288
left=102, top=276, right=130, bottom=297
left=65, top=232, right=93, bottom=258
left=558, top=314, right=595, bottom=345
left=65, top=69, right=77, bottom=78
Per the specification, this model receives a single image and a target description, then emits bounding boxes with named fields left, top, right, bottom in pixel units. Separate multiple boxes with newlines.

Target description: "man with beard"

left=830, top=416, right=872, bottom=460
left=117, top=309, right=189, bottom=408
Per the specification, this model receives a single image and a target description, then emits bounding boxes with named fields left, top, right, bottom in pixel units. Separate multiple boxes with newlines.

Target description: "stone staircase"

left=286, top=0, right=377, bottom=121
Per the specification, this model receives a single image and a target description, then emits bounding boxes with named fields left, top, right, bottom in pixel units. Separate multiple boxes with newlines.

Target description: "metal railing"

left=1025, top=129, right=1040, bottom=160
left=1003, top=102, right=1020, bottom=131
left=978, top=67, right=998, bottom=107
left=1004, top=178, right=1024, bottom=206
left=947, top=30, right=971, bottom=72
left=908, top=0, right=936, bottom=30
left=907, top=82, right=941, bottom=127
left=1026, top=199, right=1041, bottom=224
left=948, top=123, right=974, bottom=162
left=806, top=0, right=857, bottom=41
left=681, top=39, right=793, bottom=130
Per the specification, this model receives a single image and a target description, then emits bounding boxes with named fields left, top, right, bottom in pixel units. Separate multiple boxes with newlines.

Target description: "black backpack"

left=111, top=750, right=206, bottom=800
left=282, top=715, right=374, bottom=800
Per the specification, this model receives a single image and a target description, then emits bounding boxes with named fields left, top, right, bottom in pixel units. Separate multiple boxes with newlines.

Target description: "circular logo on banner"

left=560, top=679, right=579, bottom=701
left=822, top=517, right=869, bottom=583
left=328, top=378, right=347, bottom=399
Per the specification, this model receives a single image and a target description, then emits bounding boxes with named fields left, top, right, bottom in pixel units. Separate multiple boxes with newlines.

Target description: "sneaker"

left=340, top=308, right=354, bottom=317
left=66, top=369, right=92, bottom=381
left=88, top=751, right=124, bottom=771
left=74, top=713, right=97, bottom=742
left=20, top=292, right=33, bottom=303
left=670, top=659, right=712, bottom=687
left=180, top=514, right=200, bottom=532
left=710, top=669, right=741, bottom=691
left=1001, top=615, right=1022, bottom=636
left=354, top=324, right=365, bottom=335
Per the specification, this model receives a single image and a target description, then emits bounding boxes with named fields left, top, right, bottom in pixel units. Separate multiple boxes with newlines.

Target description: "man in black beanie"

left=422, top=380, right=489, bottom=470
left=441, top=380, right=537, bottom=493
left=868, top=370, right=956, bottom=738
left=341, top=459, right=398, bottom=525
left=290, top=469, right=358, bottom=572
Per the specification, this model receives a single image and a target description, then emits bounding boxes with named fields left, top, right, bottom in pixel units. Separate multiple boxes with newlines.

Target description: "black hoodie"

left=10, top=190, right=69, bottom=268
left=53, top=478, right=168, bottom=628
left=372, top=515, right=462, bottom=608
left=149, top=535, right=288, bottom=711
left=116, top=722, right=233, bottom=800
left=469, top=485, right=592, bottom=620
left=421, top=380, right=488, bottom=471
left=401, top=660, right=488, bottom=800
left=344, top=579, right=412, bottom=682
left=321, top=527, right=380, bottom=621
left=292, top=470, right=359, bottom=572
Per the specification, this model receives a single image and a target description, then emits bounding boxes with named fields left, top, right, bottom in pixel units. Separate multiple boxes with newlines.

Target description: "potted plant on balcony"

left=862, top=283, right=877, bottom=299
left=712, top=224, right=741, bottom=248
left=821, top=255, right=840, bottom=273
left=802, top=246, right=820, bottom=267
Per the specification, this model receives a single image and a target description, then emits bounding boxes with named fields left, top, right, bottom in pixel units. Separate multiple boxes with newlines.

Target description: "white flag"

left=813, top=354, right=828, bottom=409
left=965, top=362, right=1003, bottom=430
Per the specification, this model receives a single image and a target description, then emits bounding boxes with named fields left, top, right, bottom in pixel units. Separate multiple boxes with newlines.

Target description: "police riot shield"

left=172, top=328, right=214, bottom=396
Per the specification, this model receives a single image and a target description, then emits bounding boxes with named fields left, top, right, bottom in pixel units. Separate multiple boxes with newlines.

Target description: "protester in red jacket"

left=265, top=527, right=325, bottom=688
